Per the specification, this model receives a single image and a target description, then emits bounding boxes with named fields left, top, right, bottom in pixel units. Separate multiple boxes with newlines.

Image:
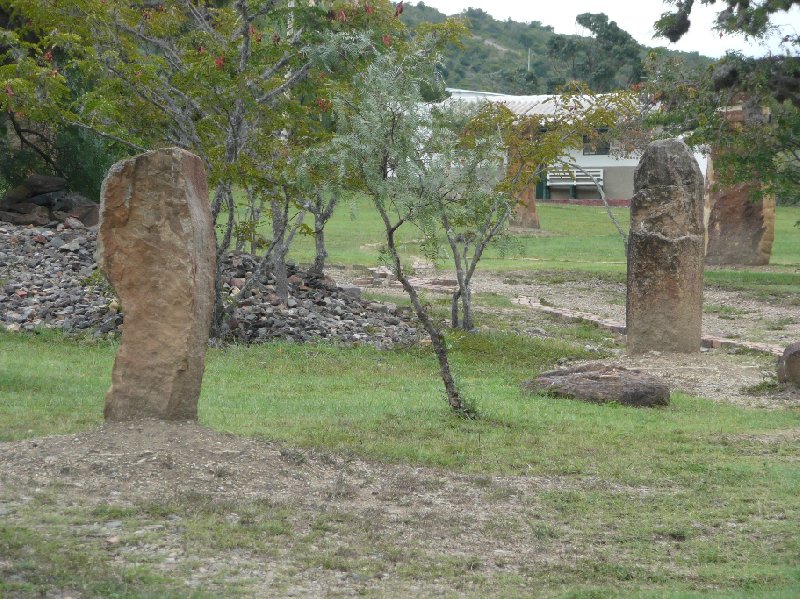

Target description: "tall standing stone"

left=98, top=148, right=216, bottom=421
left=704, top=148, right=776, bottom=266
left=627, top=139, right=705, bottom=354
left=511, top=184, right=541, bottom=229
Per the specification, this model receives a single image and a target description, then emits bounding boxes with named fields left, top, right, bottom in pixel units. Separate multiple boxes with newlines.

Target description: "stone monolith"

left=627, top=139, right=704, bottom=354
left=98, top=148, right=216, bottom=420
left=511, top=184, right=541, bottom=229
left=704, top=152, right=776, bottom=266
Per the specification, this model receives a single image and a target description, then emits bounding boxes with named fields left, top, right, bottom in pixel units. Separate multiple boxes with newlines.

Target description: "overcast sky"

left=415, top=0, right=800, bottom=58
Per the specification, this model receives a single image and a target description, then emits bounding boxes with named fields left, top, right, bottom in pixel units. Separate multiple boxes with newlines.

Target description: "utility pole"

left=527, top=47, right=531, bottom=72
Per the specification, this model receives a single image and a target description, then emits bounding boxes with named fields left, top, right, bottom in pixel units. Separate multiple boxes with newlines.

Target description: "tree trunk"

left=274, top=250, right=288, bottom=304
left=210, top=182, right=233, bottom=339
left=311, top=210, right=327, bottom=275
left=460, top=284, right=474, bottom=331
left=210, top=272, right=227, bottom=339
left=451, top=289, right=461, bottom=329
left=380, top=212, right=472, bottom=416
left=308, top=191, right=337, bottom=275
left=271, top=198, right=289, bottom=305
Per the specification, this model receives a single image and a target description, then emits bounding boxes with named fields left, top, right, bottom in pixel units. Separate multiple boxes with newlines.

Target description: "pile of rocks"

left=0, top=224, right=120, bottom=334
left=0, top=174, right=99, bottom=227
left=0, top=223, right=420, bottom=347
left=220, top=254, right=419, bottom=347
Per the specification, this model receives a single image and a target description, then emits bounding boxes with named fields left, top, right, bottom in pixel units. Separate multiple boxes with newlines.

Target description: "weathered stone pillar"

left=627, top=139, right=705, bottom=354
left=511, top=184, right=541, bottom=229
left=704, top=149, right=776, bottom=266
left=98, top=148, right=216, bottom=420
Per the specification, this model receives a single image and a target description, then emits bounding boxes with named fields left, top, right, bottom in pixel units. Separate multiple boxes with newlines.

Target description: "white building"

left=445, top=88, right=707, bottom=204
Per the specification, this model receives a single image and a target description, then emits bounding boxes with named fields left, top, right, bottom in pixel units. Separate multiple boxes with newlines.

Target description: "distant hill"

left=402, top=3, right=714, bottom=95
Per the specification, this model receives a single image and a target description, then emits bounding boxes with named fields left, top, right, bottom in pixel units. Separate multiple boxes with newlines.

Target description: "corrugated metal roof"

left=445, top=88, right=599, bottom=117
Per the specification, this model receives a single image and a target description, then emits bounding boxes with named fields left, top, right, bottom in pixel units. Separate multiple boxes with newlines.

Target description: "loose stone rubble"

left=218, top=254, right=419, bottom=347
left=0, top=222, right=419, bottom=347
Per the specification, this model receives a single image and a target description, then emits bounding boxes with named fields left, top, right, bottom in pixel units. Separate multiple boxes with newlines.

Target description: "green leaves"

left=644, top=48, right=800, bottom=205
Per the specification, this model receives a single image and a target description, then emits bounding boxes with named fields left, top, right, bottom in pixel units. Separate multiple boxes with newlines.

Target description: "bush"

left=0, top=117, right=129, bottom=201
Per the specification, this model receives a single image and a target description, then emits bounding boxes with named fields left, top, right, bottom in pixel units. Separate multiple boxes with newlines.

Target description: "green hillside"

left=403, top=3, right=713, bottom=94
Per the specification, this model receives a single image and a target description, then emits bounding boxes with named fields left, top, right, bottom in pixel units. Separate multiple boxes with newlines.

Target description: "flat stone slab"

left=523, top=363, right=670, bottom=407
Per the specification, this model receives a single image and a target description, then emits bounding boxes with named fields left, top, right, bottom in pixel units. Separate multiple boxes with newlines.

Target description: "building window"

left=582, top=129, right=611, bottom=155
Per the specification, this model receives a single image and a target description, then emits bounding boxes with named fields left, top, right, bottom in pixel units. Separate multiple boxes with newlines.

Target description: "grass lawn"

left=2, top=329, right=800, bottom=597
left=2, top=199, right=799, bottom=597
left=225, top=194, right=799, bottom=299
left=276, top=195, right=800, bottom=277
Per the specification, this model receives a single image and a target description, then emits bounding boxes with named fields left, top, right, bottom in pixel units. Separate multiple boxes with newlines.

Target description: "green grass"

left=3, top=329, right=800, bottom=597
left=2, top=329, right=798, bottom=483
left=224, top=195, right=800, bottom=301
left=3, top=199, right=800, bottom=597
left=256, top=196, right=800, bottom=280
left=3, top=328, right=800, bottom=597
left=704, top=303, right=749, bottom=316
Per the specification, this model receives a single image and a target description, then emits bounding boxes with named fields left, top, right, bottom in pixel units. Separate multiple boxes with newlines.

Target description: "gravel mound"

left=0, top=223, right=419, bottom=348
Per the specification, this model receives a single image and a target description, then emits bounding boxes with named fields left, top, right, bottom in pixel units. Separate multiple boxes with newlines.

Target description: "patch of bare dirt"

left=575, top=352, right=800, bottom=409
left=471, top=270, right=800, bottom=349
left=469, top=270, right=800, bottom=408
left=0, top=421, right=655, bottom=598
left=335, top=266, right=800, bottom=408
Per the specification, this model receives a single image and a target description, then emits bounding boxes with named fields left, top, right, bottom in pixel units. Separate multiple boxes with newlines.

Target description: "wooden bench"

left=546, top=168, right=604, bottom=188
left=545, top=168, right=604, bottom=199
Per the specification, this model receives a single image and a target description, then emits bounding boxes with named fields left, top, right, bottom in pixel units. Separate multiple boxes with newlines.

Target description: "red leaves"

left=381, top=34, right=392, bottom=47
left=365, top=3, right=374, bottom=15
left=5, top=84, right=13, bottom=97
left=198, top=45, right=206, bottom=55
left=336, top=9, right=348, bottom=22
left=316, top=98, right=332, bottom=112
left=41, top=51, right=58, bottom=77
left=215, top=54, right=225, bottom=70
left=394, top=1, right=403, bottom=17
left=248, top=23, right=263, bottom=44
